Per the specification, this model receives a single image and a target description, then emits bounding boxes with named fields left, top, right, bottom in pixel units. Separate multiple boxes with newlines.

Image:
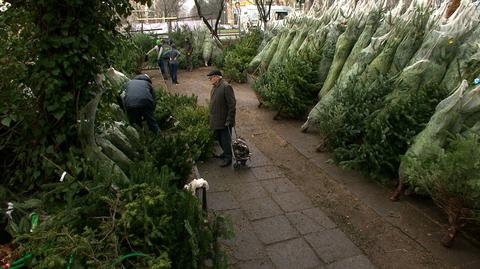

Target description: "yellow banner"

left=237, top=1, right=254, bottom=6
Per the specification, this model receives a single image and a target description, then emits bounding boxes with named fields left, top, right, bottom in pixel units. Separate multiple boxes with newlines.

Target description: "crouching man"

left=123, top=74, right=160, bottom=134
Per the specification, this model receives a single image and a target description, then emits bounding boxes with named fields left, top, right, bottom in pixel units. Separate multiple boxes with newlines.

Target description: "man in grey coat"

left=123, top=74, right=160, bottom=134
left=208, top=69, right=236, bottom=167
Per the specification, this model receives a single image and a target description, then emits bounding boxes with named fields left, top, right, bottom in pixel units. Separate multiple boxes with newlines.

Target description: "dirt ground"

left=146, top=67, right=480, bottom=269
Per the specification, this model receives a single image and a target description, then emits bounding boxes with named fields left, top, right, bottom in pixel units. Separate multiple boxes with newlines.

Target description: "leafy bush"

left=403, top=133, right=480, bottom=217
left=152, top=88, right=214, bottom=185
left=317, top=75, right=393, bottom=155
left=144, top=134, right=196, bottom=188
left=253, top=51, right=321, bottom=118
left=253, top=64, right=289, bottom=110
left=211, top=47, right=225, bottom=69
left=0, top=0, right=147, bottom=192
left=329, top=80, right=448, bottom=179
left=155, top=88, right=198, bottom=121
left=109, top=34, right=146, bottom=76
left=169, top=26, right=209, bottom=70
left=169, top=25, right=193, bottom=48
left=131, top=32, right=159, bottom=70
left=2, top=1, right=228, bottom=268
left=14, top=172, right=231, bottom=268
left=0, top=5, right=46, bottom=190
left=174, top=106, right=214, bottom=160
left=8, top=87, right=225, bottom=268
left=223, top=30, right=262, bottom=83
left=363, top=86, right=446, bottom=176
left=132, top=32, right=156, bottom=53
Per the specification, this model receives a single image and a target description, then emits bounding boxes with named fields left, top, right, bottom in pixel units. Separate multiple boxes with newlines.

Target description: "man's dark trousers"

left=215, top=127, right=232, bottom=163
left=127, top=107, right=160, bottom=134
left=170, top=62, right=178, bottom=83
left=158, top=59, right=168, bottom=79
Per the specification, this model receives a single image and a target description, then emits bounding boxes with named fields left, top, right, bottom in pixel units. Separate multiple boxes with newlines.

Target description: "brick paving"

left=198, top=142, right=377, bottom=269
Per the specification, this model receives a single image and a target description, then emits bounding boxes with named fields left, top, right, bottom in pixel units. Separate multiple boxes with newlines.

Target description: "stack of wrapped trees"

left=249, top=0, right=480, bottom=246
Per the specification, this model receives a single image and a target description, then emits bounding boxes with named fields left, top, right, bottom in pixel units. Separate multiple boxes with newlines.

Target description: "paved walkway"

left=151, top=68, right=480, bottom=269
left=199, top=142, right=376, bottom=269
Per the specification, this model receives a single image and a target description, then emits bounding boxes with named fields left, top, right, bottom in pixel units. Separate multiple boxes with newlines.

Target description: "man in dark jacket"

left=123, top=74, right=160, bottom=133
left=208, top=69, right=236, bottom=167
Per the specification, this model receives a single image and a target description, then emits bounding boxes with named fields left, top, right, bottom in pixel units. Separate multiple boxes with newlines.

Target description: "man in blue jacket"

left=123, top=74, right=160, bottom=133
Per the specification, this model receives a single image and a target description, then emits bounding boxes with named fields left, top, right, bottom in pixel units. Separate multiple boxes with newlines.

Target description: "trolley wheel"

left=233, top=163, right=240, bottom=169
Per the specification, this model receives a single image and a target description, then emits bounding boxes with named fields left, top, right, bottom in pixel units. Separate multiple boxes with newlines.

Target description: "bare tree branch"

left=254, top=0, right=273, bottom=31
left=214, top=0, right=224, bottom=34
left=193, top=0, right=224, bottom=43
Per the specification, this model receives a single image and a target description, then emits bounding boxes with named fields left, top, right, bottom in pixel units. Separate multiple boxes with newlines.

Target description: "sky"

left=183, top=0, right=195, bottom=11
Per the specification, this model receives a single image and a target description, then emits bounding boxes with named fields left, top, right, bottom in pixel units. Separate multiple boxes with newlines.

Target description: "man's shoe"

left=219, top=160, right=232, bottom=167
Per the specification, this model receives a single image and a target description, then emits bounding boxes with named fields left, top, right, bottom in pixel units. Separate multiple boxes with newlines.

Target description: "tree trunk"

left=255, top=0, right=273, bottom=31
left=193, top=0, right=222, bottom=44
left=78, top=75, right=129, bottom=185
left=440, top=197, right=471, bottom=248
left=445, top=0, right=461, bottom=19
